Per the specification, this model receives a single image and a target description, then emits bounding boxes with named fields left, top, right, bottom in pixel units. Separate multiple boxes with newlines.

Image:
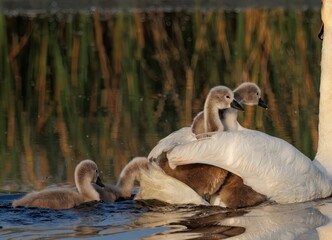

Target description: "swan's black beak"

left=95, top=176, right=105, bottom=188
left=231, top=99, right=244, bottom=111
left=258, top=98, right=268, bottom=109
left=319, top=23, right=324, bottom=40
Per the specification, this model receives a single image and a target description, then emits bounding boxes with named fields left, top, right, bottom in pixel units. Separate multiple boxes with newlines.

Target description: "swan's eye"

left=96, top=169, right=98, bottom=173
left=256, top=92, right=259, bottom=96
left=226, top=95, right=230, bottom=99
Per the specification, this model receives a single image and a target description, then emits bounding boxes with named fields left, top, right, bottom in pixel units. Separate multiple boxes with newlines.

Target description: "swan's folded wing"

left=167, top=130, right=332, bottom=204
left=135, top=163, right=209, bottom=205
left=148, top=127, right=196, bottom=161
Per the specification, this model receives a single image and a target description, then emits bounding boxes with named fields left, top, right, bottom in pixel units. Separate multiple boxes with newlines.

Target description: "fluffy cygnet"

left=12, top=159, right=104, bottom=209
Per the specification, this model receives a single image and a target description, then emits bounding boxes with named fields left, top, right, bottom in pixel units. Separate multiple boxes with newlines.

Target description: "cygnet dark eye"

left=226, top=95, right=230, bottom=99
left=96, top=169, right=98, bottom=173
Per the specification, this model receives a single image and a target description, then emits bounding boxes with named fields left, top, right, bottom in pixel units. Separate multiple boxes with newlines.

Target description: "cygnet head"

left=206, top=86, right=244, bottom=111
left=233, top=82, right=268, bottom=109
left=75, top=159, right=104, bottom=194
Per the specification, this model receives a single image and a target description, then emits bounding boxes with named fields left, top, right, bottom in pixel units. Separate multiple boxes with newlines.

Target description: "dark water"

left=1, top=193, right=243, bottom=239
left=0, top=0, right=330, bottom=239
left=1, top=193, right=332, bottom=239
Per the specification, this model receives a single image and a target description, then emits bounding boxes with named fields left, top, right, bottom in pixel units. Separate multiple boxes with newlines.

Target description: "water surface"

left=1, top=194, right=332, bottom=239
left=0, top=1, right=330, bottom=239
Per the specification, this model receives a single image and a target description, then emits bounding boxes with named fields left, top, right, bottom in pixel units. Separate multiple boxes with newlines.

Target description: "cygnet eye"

left=226, top=95, right=230, bottom=99
left=256, top=92, right=259, bottom=96
left=95, top=169, right=98, bottom=173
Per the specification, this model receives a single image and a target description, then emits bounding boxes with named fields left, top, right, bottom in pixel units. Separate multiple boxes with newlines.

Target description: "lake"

left=1, top=0, right=331, bottom=239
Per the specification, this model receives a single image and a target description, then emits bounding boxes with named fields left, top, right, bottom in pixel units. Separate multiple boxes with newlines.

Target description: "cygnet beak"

left=230, top=99, right=244, bottom=111
left=258, top=98, right=268, bottom=109
left=318, top=23, right=324, bottom=40
left=95, top=176, right=105, bottom=188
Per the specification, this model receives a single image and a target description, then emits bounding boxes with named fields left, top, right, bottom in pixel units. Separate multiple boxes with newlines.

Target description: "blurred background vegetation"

left=0, top=7, right=322, bottom=192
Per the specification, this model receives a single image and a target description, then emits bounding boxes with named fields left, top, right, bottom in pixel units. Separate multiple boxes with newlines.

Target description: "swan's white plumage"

left=315, top=0, right=332, bottom=177
left=148, top=127, right=195, bottom=161
left=168, top=130, right=332, bottom=204
left=135, top=163, right=209, bottom=205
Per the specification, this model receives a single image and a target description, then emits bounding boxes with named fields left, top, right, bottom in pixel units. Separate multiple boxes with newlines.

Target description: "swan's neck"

left=315, top=8, right=332, bottom=176
left=220, top=108, right=239, bottom=131
left=76, top=177, right=100, bottom=201
left=204, top=102, right=223, bottom=132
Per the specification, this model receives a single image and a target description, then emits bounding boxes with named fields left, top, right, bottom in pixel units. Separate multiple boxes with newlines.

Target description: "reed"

left=0, top=9, right=321, bottom=191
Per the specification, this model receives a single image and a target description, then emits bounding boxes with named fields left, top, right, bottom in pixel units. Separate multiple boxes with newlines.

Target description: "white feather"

left=148, top=127, right=196, bottom=160
left=135, top=163, right=209, bottom=205
left=167, top=130, right=332, bottom=203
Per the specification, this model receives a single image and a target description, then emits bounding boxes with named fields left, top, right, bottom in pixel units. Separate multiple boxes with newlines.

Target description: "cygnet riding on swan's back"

left=148, top=85, right=243, bottom=162
left=192, top=82, right=267, bottom=135
left=12, top=159, right=105, bottom=209
left=167, top=2, right=332, bottom=204
left=189, top=85, right=245, bottom=134
left=153, top=83, right=268, bottom=208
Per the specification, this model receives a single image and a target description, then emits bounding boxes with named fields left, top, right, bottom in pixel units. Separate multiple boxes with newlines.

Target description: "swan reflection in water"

left=3, top=194, right=332, bottom=239
left=107, top=198, right=332, bottom=240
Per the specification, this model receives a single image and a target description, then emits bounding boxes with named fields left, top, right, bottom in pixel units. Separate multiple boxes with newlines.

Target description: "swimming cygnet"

left=12, top=159, right=104, bottom=209
left=159, top=83, right=267, bottom=207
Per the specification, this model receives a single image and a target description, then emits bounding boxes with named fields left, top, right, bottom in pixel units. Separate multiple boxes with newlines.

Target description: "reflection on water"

left=1, top=194, right=332, bottom=239
left=0, top=2, right=329, bottom=239
left=219, top=201, right=329, bottom=240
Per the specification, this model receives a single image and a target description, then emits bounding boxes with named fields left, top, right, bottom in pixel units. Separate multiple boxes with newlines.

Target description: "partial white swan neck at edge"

left=315, top=3, right=332, bottom=177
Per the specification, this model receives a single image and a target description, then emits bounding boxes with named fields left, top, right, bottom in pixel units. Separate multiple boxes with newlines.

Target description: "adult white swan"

left=151, top=83, right=267, bottom=208
left=167, top=1, right=332, bottom=204
left=135, top=86, right=244, bottom=204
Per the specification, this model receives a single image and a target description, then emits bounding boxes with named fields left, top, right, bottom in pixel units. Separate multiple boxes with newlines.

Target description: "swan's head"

left=233, top=82, right=268, bottom=109
left=206, top=86, right=244, bottom=111
left=74, top=159, right=105, bottom=193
